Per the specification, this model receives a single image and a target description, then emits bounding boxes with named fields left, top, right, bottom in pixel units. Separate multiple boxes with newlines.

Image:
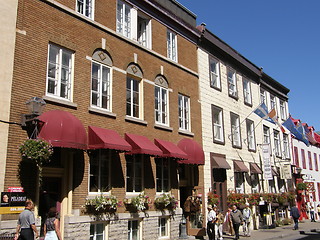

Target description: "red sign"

left=8, top=187, right=24, bottom=192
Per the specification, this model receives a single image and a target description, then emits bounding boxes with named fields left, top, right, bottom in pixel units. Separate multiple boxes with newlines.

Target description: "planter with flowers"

left=247, top=193, right=261, bottom=206
left=227, top=193, right=245, bottom=207
left=124, top=192, right=150, bottom=213
left=207, top=192, right=220, bottom=206
left=154, top=193, right=178, bottom=212
left=85, top=194, right=118, bottom=215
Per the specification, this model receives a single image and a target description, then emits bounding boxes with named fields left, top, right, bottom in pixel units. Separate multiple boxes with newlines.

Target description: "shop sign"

left=280, top=164, right=292, bottom=179
left=262, top=143, right=273, bottom=180
left=0, top=192, right=26, bottom=214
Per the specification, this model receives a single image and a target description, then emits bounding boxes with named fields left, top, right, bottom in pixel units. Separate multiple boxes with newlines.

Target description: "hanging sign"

left=280, top=164, right=292, bottom=180
left=0, top=192, right=26, bottom=214
left=262, top=143, right=273, bottom=180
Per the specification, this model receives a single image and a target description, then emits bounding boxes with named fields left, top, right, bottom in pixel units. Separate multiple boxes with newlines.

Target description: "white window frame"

left=283, top=134, right=290, bottom=159
left=178, top=94, right=190, bottom=131
left=128, top=220, right=141, bottom=240
left=243, top=78, right=252, bottom=105
left=155, top=85, right=168, bottom=126
left=212, top=105, right=224, bottom=143
left=280, top=100, right=287, bottom=120
left=156, top=158, right=170, bottom=193
left=260, top=88, right=267, bottom=108
left=227, top=69, right=237, bottom=98
left=268, top=178, right=276, bottom=193
left=76, top=0, right=94, bottom=19
left=235, top=172, right=244, bottom=193
left=270, top=94, right=276, bottom=110
left=209, top=57, right=220, bottom=89
left=231, top=113, right=241, bottom=148
left=46, top=44, right=73, bottom=101
left=89, top=149, right=111, bottom=194
left=91, top=61, right=112, bottom=111
left=117, top=0, right=132, bottom=38
left=273, top=130, right=281, bottom=157
left=137, top=14, right=151, bottom=48
left=246, top=119, right=256, bottom=151
left=90, top=223, right=105, bottom=240
left=126, top=77, right=141, bottom=119
left=126, top=155, right=144, bottom=193
left=167, top=30, right=177, bottom=62
left=158, top=217, right=169, bottom=238
left=251, top=173, right=260, bottom=193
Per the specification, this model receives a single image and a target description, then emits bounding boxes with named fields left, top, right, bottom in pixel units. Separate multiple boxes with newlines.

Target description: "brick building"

left=0, top=0, right=205, bottom=239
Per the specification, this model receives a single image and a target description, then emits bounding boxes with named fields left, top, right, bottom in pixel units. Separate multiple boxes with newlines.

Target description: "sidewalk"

left=187, top=220, right=320, bottom=240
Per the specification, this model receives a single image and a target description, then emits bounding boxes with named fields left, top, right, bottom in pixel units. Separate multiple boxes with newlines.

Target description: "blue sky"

left=177, top=0, right=320, bottom=130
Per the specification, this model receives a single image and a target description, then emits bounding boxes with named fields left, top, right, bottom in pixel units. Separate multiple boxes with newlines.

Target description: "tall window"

left=91, top=50, right=112, bottom=110
left=283, top=134, right=290, bottom=159
left=273, top=130, right=281, bottom=157
left=209, top=58, right=220, bottom=89
left=294, top=147, right=299, bottom=167
left=178, top=94, right=190, bottom=131
left=212, top=105, right=224, bottom=143
left=235, top=172, right=244, bottom=193
left=231, top=113, right=241, bottom=148
left=137, top=15, right=150, bottom=48
left=126, top=155, right=143, bottom=192
left=263, top=126, right=270, bottom=144
left=89, top=150, right=111, bottom=193
left=117, top=0, right=131, bottom=38
left=227, top=69, right=237, bottom=98
left=77, top=0, right=93, bottom=18
left=301, top=149, right=306, bottom=169
left=280, top=100, right=287, bottom=120
left=251, top=174, right=259, bottom=193
left=246, top=119, right=255, bottom=151
left=156, top=158, right=170, bottom=193
left=128, top=220, right=140, bottom=240
left=243, top=78, right=252, bottom=105
left=314, top=153, right=318, bottom=171
left=270, top=94, right=276, bottom=110
left=308, top=151, right=313, bottom=170
left=167, top=30, right=177, bottom=61
left=126, top=77, right=140, bottom=118
left=90, top=223, right=104, bottom=240
left=260, top=88, right=267, bottom=108
left=154, top=76, right=168, bottom=125
left=158, top=218, right=169, bottom=238
left=47, top=44, right=73, bottom=100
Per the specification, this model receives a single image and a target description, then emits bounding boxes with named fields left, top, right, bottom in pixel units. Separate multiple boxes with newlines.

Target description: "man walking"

left=15, top=200, right=39, bottom=240
left=291, top=205, right=301, bottom=230
left=230, top=205, right=243, bottom=240
left=207, top=205, right=216, bottom=240
left=242, top=203, right=251, bottom=237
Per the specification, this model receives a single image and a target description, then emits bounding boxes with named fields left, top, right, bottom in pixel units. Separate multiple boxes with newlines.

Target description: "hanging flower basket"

left=19, top=139, right=53, bottom=167
left=124, top=192, right=150, bottom=213
left=84, top=194, right=118, bottom=215
left=154, top=193, right=178, bottom=212
left=207, top=192, right=220, bottom=206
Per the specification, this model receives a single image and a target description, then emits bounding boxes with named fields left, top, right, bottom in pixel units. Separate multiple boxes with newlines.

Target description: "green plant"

left=247, top=193, right=261, bottom=205
left=227, top=193, right=246, bottom=206
left=275, top=219, right=282, bottom=227
left=261, top=193, right=277, bottom=203
left=207, top=192, right=220, bottom=206
left=154, top=193, right=178, bottom=211
left=296, top=182, right=307, bottom=190
left=85, top=194, right=118, bottom=215
left=281, top=218, right=293, bottom=225
left=19, top=139, right=53, bottom=166
left=124, top=191, right=150, bottom=212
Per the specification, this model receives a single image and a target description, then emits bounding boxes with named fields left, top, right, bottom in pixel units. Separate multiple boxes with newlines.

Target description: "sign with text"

left=262, top=143, right=273, bottom=180
left=280, top=164, right=292, bottom=180
left=0, top=192, right=26, bottom=214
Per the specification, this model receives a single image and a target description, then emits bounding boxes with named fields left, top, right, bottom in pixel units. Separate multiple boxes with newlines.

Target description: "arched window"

left=91, top=50, right=112, bottom=110
left=126, top=64, right=143, bottom=118
left=154, top=75, right=169, bottom=125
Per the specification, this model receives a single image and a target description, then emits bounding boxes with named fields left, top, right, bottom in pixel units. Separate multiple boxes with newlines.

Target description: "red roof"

left=125, top=133, right=163, bottom=156
left=314, top=132, right=320, bottom=144
left=38, top=110, right=87, bottom=149
left=88, top=126, right=132, bottom=151
left=177, top=138, right=204, bottom=165
left=290, top=116, right=300, bottom=125
left=154, top=139, right=188, bottom=159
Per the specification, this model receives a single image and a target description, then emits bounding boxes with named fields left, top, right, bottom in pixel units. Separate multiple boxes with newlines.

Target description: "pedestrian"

left=206, top=204, right=216, bottom=240
left=43, top=207, right=62, bottom=240
left=230, top=204, right=243, bottom=240
left=242, top=203, right=251, bottom=237
left=215, top=208, right=224, bottom=240
left=290, top=205, right=301, bottom=230
left=14, top=199, right=39, bottom=240
left=310, top=206, right=315, bottom=222
left=224, top=207, right=234, bottom=236
left=317, top=204, right=320, bottom=220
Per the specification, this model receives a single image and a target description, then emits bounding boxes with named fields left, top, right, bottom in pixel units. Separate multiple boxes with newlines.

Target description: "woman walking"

left=44, top=207, right=62, bottom=240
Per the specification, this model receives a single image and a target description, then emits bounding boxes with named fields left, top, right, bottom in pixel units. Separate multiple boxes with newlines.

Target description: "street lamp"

left=25, top=97, right=46, bottom=115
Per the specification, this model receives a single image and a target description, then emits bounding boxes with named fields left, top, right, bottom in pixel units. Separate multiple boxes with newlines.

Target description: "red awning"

left=250, top=163, right=262, bottom=174
left=210, top=153, right=231, bottom=169
left=125, top=133, right=163, bottom=156
left=177, top=138, right=204, bottom=165
left=154, top=139, right=188, bottom=159
left=38, top=110, right=87, bottom=149
left=88, top=126, right=132, bottom=151
left=233, top=160, right=249, bottom=172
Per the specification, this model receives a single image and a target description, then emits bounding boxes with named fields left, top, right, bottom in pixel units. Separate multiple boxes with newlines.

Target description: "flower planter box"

left=125, top=203, right=149, bottom=213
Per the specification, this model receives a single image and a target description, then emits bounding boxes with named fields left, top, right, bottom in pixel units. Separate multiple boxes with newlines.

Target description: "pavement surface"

left=187, top=220, right=320, bottom=240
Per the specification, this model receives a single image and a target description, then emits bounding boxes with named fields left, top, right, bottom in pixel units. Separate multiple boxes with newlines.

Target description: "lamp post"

left=21, top=97, right=46, bottom=138
left=179, top=215, right=188, bottom=239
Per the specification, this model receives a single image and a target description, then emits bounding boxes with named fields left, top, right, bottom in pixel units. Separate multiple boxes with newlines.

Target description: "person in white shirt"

left=207, top=205, right=216, bottom=240
left=242, top=203, right=252, bottom=237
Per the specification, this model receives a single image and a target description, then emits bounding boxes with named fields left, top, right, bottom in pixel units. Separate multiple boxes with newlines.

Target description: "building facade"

left=1, top=0, right=205, bottom=239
